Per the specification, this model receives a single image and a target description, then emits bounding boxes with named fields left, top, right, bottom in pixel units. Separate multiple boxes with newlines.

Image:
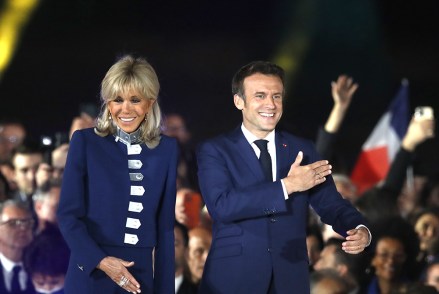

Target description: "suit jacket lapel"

left=229, top=127, right=265, bottom=180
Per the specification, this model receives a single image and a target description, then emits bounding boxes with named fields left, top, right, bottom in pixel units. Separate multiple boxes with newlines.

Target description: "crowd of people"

left=0, top=56, right=437, bottom=294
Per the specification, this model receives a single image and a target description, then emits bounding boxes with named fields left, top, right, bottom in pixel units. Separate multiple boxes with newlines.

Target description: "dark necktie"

left=254, top=139, right=272, bottom=182
left=11, top=265, right=21, bottom=293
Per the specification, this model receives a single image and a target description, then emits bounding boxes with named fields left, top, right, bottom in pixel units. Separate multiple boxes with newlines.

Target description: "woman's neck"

left=114, top=126, right=142, bottom=145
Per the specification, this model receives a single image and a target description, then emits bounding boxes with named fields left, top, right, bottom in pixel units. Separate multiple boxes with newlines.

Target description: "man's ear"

left=234, top=94, right=244, bottom=110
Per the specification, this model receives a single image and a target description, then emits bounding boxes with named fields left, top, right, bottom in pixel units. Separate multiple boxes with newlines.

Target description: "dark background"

left=1, top=0, right=438, bottom=172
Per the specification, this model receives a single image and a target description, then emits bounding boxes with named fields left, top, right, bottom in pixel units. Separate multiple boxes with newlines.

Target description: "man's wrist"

left=356, top=225, right=372, bottom=247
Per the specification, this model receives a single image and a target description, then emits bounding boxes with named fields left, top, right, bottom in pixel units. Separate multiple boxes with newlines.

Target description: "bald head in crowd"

left=187, top=226, right=212, bottom=284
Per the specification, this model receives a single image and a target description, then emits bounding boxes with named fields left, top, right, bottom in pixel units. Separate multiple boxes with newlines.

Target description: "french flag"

left=350, top=80, right=410, bottom=194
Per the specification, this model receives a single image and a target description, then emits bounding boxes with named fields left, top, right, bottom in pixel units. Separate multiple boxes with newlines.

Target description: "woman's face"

left=414, top=213, right=439, bottom=252
left=371, top=237, right=406, bottom=282
left=108, top=89, right=155, bottom=133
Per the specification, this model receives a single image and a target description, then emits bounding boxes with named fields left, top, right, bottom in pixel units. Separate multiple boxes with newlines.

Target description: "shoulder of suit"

left=277, top=130, right=313, bottom=144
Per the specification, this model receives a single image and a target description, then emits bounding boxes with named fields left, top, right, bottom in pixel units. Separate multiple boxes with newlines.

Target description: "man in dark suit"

left=196, top=61, right=371, bottom=293
left=0, top=200, right=35, bottom=294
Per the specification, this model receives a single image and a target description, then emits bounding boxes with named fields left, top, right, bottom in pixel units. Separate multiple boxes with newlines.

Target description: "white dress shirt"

left=0, top=253, right=26, bottom=291
left=241, top=124, right=289, bottom=199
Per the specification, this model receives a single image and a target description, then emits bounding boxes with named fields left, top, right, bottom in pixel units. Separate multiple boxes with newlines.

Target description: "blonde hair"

left=95, top=55, right=162, bottom=148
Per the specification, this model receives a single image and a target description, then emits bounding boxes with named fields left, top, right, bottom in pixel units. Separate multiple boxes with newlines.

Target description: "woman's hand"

left=97, top=256, right=141, bottom=293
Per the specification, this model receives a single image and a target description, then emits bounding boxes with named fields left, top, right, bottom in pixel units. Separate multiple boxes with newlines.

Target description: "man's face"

left=174, top=227, right=187, bottom=273
left=13, top=153, right=42, bottom=195
left=164, top=115, right=190, bottom=144
left=0, top=124, right=26, bottom=161
left=414, top=213, right=439, bottom=252
left=371, top=237, right=406, bottom=281
left=234, top=73, right=283, bottom=138
left=35, top=187, right=61, bottom=224
left=51, top=144, right=68, bottom=184
left=0, top=205, right=33, bottom=253
left=187, top=230, right=211, bottom=282
left=36, top=163, right=52, bottom=188
left=313, top=245, right=337, bottom=271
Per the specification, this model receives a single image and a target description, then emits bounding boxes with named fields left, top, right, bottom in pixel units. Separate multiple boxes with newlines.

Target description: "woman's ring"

left=118, top=276, right=128, bottom=287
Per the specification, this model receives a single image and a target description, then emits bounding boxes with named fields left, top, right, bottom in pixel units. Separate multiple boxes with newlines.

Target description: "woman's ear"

left=234, top=94, right=244, bottom=110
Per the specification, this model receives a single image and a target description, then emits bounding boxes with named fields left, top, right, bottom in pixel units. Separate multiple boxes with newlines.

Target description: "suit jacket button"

left=267, top=248, right=271, bottom=252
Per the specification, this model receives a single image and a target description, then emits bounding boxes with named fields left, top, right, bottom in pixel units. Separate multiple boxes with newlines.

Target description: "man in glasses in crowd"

left=0, top=199, right=35, bottom=293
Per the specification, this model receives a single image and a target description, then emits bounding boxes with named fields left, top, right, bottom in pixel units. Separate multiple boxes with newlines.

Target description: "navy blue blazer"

left=57, top=128, right=177, bottom=293
left=196, top=127, right=366, bottom=294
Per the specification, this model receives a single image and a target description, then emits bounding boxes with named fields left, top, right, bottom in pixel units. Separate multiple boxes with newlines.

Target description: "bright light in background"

left=0, top=0, right=40, bottom=81
left=272, top=0, right=318, bottom=90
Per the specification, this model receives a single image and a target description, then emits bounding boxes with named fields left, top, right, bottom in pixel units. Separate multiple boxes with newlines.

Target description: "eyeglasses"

left=375, top=252, right=406, bottom=263
left=0, top=218, right=35, bottom=229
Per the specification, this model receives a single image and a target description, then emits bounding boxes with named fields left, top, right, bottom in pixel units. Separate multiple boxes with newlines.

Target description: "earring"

left=109, top=113, right=112, bottom=120
left=144, top=113, right=148, bottom=121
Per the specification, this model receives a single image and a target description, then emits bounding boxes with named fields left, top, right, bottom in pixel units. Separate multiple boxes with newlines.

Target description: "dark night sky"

left=1, top=0, right=438, bottom=171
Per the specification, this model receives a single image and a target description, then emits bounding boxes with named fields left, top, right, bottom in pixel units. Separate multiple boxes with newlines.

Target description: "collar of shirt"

left=241, top=124, right=277, bottom=180
left=0, top=252, right=25, bottom=291
left=0, top=252, right=21, bottom=272
left=175, top=274, right=183, bottom=292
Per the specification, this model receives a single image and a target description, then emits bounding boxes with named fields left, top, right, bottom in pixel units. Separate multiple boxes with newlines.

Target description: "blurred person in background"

left=424, top=261, right=439, bottom=292
left=32, top=181, right=61, bottom=234
left=0, top=199, right=35, bottom=293
left=0, top=172, right=11, bottom=202
left=314, top=238, right=370, bottom=293
left=0, top=119, right=26, bottom=163
left=419, top=174, right=439, bottom=211
left=411, top=208, right=439, bottom=271
left=187, top=227, right=211, bottom=286
left=163, top=113, right=198, bottom=190
left=175, top=187, right=202, bottom=230
left=315, top=75, right=358, bottom=164
left=50, top=143, right=69, bottom=185
left=174, top=221, right=198, bottom=294
left=366, top=217, right=420, bottom=294
left=11, top=143, right=43, bottom=205
left=35, top=142, right=69, bottom=189
left=310, top=268, right=350, bottom=294
left=23, top=224, right=69, bottom=294
left=395, top=111, right=435, bottom=219
left=0, top=161, right=17, bottom=192
left=68, top=103, right=98, bottom=140
left=306, top=224, right=324, bottom=272
left=35, top=151, right=53, bottom=189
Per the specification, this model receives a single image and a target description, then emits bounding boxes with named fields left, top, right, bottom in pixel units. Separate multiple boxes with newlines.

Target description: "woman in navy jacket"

left=57, top=55, right=177, bottom=294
